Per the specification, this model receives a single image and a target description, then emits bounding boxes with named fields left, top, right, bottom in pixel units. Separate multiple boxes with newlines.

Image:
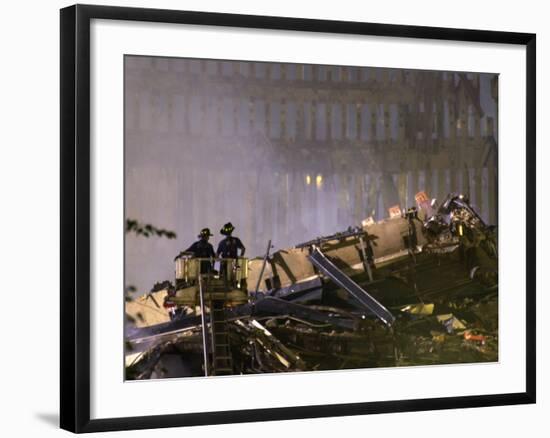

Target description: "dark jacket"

left=216, top=236, right=245, bottom=258
left=186, top=239, right=215, bottom=258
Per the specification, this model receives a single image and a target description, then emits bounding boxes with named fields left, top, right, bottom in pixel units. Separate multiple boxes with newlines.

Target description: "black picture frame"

left=60, top=4, right=536, bottom=433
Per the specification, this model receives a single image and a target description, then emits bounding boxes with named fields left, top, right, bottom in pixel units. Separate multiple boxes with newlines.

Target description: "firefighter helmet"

left=198, top=228, right=213, bottom=239
left=220, top=222, right=235, bottom=236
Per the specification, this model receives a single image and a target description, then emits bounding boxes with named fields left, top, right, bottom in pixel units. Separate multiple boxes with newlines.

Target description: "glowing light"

left=315, top=174, right=323, bottom=188
left=305, top=175, right=311, bottom=185
left=361, top=217, right=374, bottom=228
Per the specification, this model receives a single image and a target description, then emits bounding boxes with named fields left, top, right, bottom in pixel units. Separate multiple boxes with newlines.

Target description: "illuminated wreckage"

left=125, top=193, right=498, bottom=379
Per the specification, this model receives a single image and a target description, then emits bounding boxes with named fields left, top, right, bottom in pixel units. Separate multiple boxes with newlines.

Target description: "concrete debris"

left=125, top=192, right=498, bottom=378
left=436, top=314, right=467, bottom=333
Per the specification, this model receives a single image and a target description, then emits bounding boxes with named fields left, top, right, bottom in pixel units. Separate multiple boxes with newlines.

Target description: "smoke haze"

left=125, top=56, right=498, bottom=295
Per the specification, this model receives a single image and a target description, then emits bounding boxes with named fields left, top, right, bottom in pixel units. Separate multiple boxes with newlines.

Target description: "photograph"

left=123, top=55, right=500, bottom=379
left=0, top=0, right=542, bottom=435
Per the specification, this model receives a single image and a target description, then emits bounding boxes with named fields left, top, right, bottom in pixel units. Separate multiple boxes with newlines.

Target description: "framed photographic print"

left=60, top=4, right=536, bottom=433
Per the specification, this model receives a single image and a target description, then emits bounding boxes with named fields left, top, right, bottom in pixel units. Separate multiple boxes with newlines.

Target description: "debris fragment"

left=401, top=303, right=434, bottom=316
left=436, top=314, right=467, bottom=333
left=125, top=192, right=498, bottom=378
left=464, top=330, right=486, bottom=344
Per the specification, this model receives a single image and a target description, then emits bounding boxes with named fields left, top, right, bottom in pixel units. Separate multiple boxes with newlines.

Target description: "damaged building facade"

left=125, top=57, right=498, bottom=296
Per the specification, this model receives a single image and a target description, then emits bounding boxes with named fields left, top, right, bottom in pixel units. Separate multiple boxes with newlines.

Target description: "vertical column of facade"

left=409, top=98, right=418, bottom=149
left=474, top=166, right=483, bottom=216
left=397, top=169, right=407, bottom=209
left=232, top=94, right=239, bottom=139
left=456, top=95, right=466, bottom=142
left=436, top=79, right=445, bottom=149
left=311, top=65, right=317, bottom=84
left=409, top=169, right=419, bottom=207
left=178, top=165, right=190, bottom=245
left=150, top=88, right=159, bottom=132
left=185, top=87, right=192, bottom=135
left=311, top=170, right=320, bottom=236
left=282, top=172, right=290, bottom=243
left=249, top=62, right=256, bottom=81
left=437, top=167, right=447, bottom=204
left=380, top=69, right=389, bottom=87
left=310, top=100, right=317, bottom=142
left=281, top=64, right=287, bottom=81
left=163, top=89, right=173, bottom=134
left=289, top=172, right=302, bottom=243
left=265, top=64, right=275, bottom=239
left=200, top=59, right=207, bottom=76
left=341, top=66, right=349, bottom=83
left=214, top=70, right=222, bottom=135
left=296, top=93, right=304, bottom=141
left=248, top=65, right=256, bottom=141
left=341, top=98, right=348, bottom=144
left=281, top=97, right=287, bottom=142
left=295, top=65, right=305, bottom=141
left=326, top=100, right=332, bottom=141
left=249, top=96, right=255, bottom=135
left=272, top=171, right=282, bottom=244
left=440, top=73, right=449, bottom=149
left=424, top=165, right=433, bottom=198
left=473, top=76, right=482, bottom=144
left=462, top=165, right=471, bottom=198
left=245, top=171, right=257, bottom=257
left=265, top=100, right=271, bottom=140
left=363, top=174, right=371, bottom=217
left=473, top=108, right=482, bottom=143
left=207, top=169, right=218, bottom=237
left=283, top=76, right=290, bottom=141
left=261, top=171, right=273, bottom=243
left=353, top=173, right=364, bottom=223
left=370, top=99, right=378, bottom=149
left=450, top=83, right=459, bottom=192
left=449, top=92, right=457, bottom=146
left=449, top=165, right=458, bottom=194
left=198, top=80, right=207, bottom=132
left=337, top=173, right=350, bottom=227
left=406, top=70, right=416, bottom=149
left=189, top=164, right=198, bottom=243
left=232, top=61, right=239, bottom=77
left=398, top=103, right=407, bottom=147
left=383, top=102, right=391, bottom=143
left=356, top=102, right=363, bottom=145
left=430, top=100, right=437, bottom=152
left=374, top=172, right=383, bottom=219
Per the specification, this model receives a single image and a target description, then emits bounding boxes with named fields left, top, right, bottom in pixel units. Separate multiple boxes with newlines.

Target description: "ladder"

left=201, top=274, right=234, bottom=376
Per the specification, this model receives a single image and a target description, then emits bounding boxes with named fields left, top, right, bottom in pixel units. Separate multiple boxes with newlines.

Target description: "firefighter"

left=178, top=228, right=216, bottom=274
left=216, top=222, right=246, bottom=287
left=185, top=228, right=216, bottom=257
left=216, top=222, right=245, bottom=258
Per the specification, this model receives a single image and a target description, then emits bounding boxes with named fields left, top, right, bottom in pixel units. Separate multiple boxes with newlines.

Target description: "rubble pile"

left=125, top=193, right=498, bottom=379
